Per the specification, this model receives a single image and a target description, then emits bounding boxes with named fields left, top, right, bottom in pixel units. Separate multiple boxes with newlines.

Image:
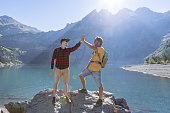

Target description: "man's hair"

left=60, top=38, right=70, bottom=44
left=95, top=36, right=103, bottom=46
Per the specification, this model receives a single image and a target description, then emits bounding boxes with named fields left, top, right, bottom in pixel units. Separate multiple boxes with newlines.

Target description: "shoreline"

left=0, top=63, right=24, bottom=69
left=121, top=64, right=170, bottom=79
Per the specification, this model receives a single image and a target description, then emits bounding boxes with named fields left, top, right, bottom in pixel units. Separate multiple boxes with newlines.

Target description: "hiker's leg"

left=99, top=85, right=103, bottom=99
left=53, top=68, right=61, bottom=97
left=79, top=69, right=91, bottom=89
left=92, top=71, right=103, bottom=99
left=79, top=75, right=86, bottom=89
left=63, top=82, right=68, bottom=96
left=62, top=68, right=69, bottom=96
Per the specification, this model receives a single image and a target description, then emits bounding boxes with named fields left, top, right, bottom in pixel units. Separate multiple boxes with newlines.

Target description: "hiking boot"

left=64, top=96, right=72, bottom=103
left=52, top=97, right=56, bottom=105
left=78, top=89, right=87, bottom=94
left=94, top=99, right=103, bottom=107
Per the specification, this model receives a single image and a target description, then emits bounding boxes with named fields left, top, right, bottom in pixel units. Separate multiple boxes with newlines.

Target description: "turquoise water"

left=0, top=64, right=170, bottom=113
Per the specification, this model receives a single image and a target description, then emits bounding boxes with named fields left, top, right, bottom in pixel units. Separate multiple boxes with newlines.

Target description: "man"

left=50, top=36, right=83, bottom=104
left=78, top=34, right=105, bottom=107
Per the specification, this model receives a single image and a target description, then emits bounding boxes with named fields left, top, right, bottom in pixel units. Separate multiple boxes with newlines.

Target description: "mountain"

left=1, top=7, right=170, bottom=65
left=147, top=31, right=170, bottom=57
left=0, top=15, right=40, bottom=36
left=144, top=31, right=170, bottom=64
left=35, top=7, right=170, bottom=64
left=0, top=16, right=77, bottom=64
left=0, top=45, right=26, bottom=68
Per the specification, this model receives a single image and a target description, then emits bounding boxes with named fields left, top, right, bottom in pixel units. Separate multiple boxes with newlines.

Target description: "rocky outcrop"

left=0, top=108, right=3, bottom=113
left=0, top=107, right=9, bottom=113
left=4, top=89, right=131, bottom=113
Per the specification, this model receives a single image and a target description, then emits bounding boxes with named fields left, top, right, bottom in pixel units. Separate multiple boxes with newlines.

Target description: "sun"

left=99, top=0, right=123, bottom=13
left=101, top=0, right=117, bottom=5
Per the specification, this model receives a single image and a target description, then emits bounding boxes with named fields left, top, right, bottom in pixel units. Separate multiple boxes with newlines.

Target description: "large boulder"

left=4, top=89, right=131, bottom=113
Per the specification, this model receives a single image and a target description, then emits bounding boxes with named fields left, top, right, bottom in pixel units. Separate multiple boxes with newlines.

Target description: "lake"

left=0, top=63, right=170, bottom=113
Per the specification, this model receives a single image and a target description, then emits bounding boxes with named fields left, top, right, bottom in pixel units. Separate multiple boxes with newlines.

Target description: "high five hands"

left=81, top=34, right=85, bottom=42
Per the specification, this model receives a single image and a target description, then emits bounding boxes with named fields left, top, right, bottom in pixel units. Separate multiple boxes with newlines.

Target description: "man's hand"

left=81, top=35, right=97, bottom=51
left=81, top=34, right=85, bottom=42
left=50, top=69, right=54, bottom=75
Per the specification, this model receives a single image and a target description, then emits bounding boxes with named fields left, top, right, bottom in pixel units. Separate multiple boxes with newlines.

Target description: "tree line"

left=145, top=53, right=170, bottom=64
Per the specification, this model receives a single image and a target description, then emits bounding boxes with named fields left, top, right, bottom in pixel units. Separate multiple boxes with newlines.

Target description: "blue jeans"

left=80, top=69, right=102, bottom=87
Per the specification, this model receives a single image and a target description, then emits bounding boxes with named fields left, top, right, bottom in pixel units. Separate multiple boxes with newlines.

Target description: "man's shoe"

left=78, top=89, right=87, bottom=94
left=64, top=96, right=72, bottom=103
left=52, top=97, right=56, bottom=105
left=94, top=99, right=103, bottom=107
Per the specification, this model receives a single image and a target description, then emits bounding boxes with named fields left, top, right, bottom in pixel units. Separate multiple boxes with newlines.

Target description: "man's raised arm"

left=81, top=34, right=97, bottom=51
left=68, top=35, right=84, bottom=52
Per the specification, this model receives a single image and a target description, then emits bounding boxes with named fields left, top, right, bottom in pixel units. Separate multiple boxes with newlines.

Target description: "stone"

left=4, top=89, right=131, bottom=113
left=115, top=98, right=129, bottom=110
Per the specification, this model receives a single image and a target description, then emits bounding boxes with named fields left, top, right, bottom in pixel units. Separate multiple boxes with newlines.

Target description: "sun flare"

left=99, top=0, right=123, bottom=13
left=102, top=0, right=117, bottom=5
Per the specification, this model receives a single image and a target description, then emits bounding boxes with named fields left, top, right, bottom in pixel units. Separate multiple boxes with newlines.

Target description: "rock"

left=0, top=107, right=9, bottom=113
left=115, top=98, right=129, bottom=110
left=5, top=102, right=27, bottom=113
left=4, top=89, right=131, bottom=113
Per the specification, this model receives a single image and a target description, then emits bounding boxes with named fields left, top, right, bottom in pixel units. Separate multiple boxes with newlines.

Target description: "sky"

left=0, top=0, right=170, bottom=31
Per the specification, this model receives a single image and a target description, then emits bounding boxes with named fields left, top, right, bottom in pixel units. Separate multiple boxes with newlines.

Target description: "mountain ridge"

left=0, top=7, right=170, bottom=65
left=0, top=15, right=41, bottom=36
